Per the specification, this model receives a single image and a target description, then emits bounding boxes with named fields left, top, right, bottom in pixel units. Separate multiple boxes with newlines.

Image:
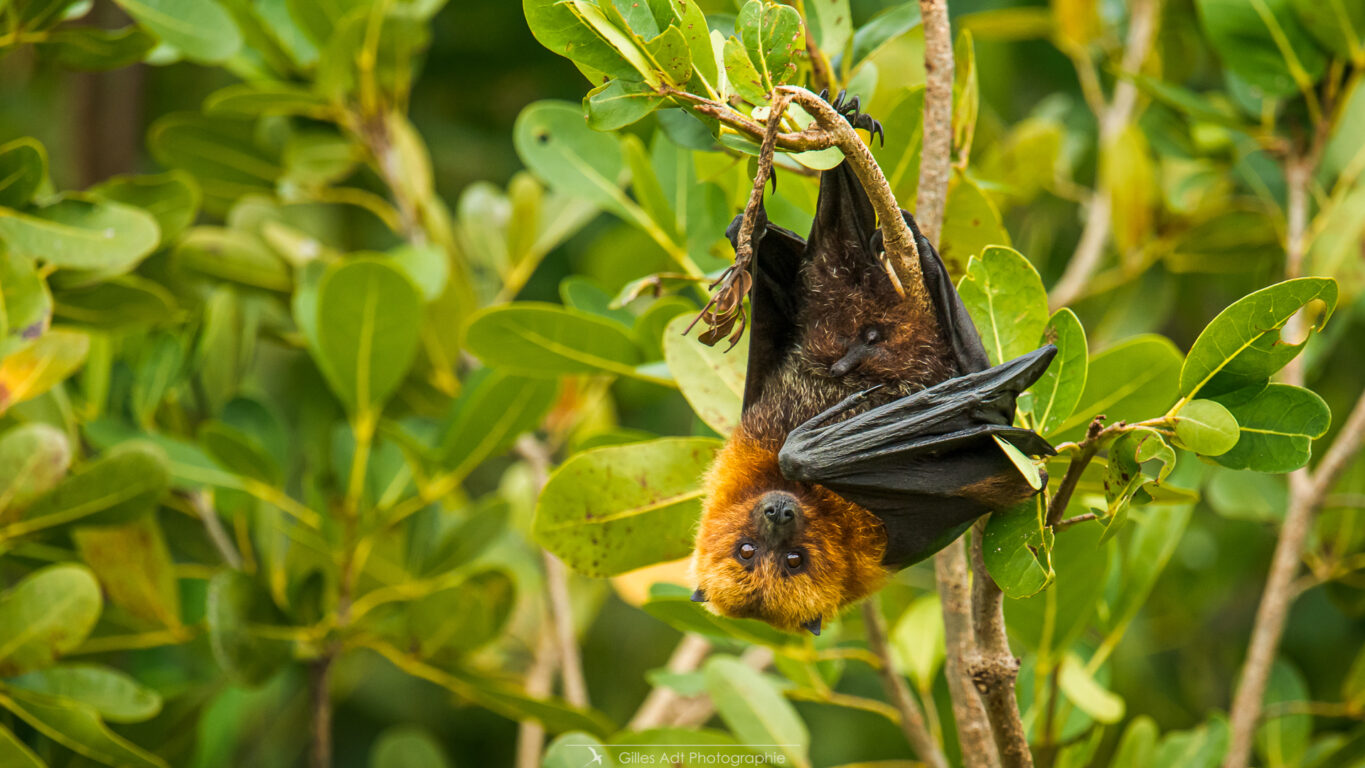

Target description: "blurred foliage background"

left=1, top=0, right=1364, bottom=767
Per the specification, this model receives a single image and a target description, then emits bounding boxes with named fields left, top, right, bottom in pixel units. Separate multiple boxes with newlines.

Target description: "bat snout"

left=754, top=491, right=802, bottom=545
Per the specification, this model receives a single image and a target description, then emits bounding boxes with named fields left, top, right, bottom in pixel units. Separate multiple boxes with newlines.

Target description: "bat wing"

left=725, top=203, right=807, bottom=409
left=778, top=344, right=1058, bottom=566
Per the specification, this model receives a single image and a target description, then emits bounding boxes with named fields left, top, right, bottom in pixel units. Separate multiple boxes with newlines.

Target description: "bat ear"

left=801, top=617, right=822, bottom=636
left=691, top=588, right=708, bottom=603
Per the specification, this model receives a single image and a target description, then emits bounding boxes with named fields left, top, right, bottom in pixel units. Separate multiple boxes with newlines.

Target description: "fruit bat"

left=689, top=124, right=1057, bottom=635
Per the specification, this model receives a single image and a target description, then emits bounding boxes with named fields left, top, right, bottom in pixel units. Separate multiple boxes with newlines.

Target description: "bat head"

left=690, top=434, right=889, bottom=633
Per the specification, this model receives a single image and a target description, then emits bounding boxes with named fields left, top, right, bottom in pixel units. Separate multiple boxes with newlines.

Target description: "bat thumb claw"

left=801, top=617, right=821, bottom=636
left=691, top=588, right=708, bottom=603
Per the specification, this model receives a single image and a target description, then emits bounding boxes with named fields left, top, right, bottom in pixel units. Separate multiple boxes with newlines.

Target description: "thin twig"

left=915, top=0, right=954, bottom=245
left=1048, top=0, right=1160, bottom=310
left=969, top=522, right=1034, bottom=768
left=862, top=599, right=950, bottom=768
left=518, top=435, right=590, bottom=710
left=184, top=490, right=242, bottom=569
left=309, top=658, right=333, bottom=768
left=628, top=633, right=712, bottom=731
left=1047, top=416, right=1108, bottom=527
left=935, top=540, right=1000, bottom=768
left=516, top=621, right=559, bottom=768
left=1055, top=512, right=1099, bottom=530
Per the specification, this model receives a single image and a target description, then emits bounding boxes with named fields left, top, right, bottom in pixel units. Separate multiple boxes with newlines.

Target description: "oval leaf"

left=0, top=423, right=71, bottom=522
left=7, top=664, right=162, bottom=723
left=663, top=314, right=746, bottom=436
left=13, top=442, right=169, bottom=536
left=464, top=303, right=646, bottom=380
left=1214, top=383, right=1330, bottom=473
left=1052, top=334, right=1183, bottom=441
left=112, top=0, right=243, bottom=63
left=0, top=138, right=47, bottom=208
left=534, top=437, right=721, bottom=577
left=1173, top=399, right=1240, bottom=456
left=0, top=565, right=101, bottom=677
left=0, top=329, right=91, bottom=415
left=703, top=655, right=810, bottom=768
left=0, top=196, right=159, bottom=273
left=1028, top=308, right=1087, bottom=435
left=1180, top=277, right=1337, bottom=398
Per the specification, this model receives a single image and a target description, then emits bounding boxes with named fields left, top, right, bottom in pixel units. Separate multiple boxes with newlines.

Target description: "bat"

left=689, top=122, right=1056, bottom=635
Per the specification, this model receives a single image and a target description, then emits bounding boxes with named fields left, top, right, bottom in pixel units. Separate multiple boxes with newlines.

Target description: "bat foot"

left=819, top=87, right=885, bottom=147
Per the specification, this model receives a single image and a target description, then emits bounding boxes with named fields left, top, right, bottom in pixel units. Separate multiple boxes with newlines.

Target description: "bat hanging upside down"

left=689, top=107, right=1057, bottom=635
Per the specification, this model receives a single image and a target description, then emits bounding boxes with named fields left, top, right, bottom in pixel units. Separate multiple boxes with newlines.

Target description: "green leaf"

left=174, top=228, right=292, bottom=292
left=704, top=655, right=810, bottom=768
left=0, top=138, right=47, bottom=208
left=406, top=569, right=515, bottom=657
left=203, top=82, right=334, bottom=117
left=1102, top=427, right=1175, bottom=542
left=1111, top=505, right=1192, bottom=650
left=0, top=687, right=167, bottom=768
left=869, top=88, right=924, bottom=209
left=890, top=594, right=945, bottom=689
left=737, top=0, right=803, bottom=89
left=1215, top=383, right=1330, bottom=473
left=1153, top=716, right=1229, bottom=767
left=88, top=171, right=200, bottom=245
left=723, top=36, right=768, bottom=104
left=982, top=497, right=1054, bottom=598
left=543, top=732, right=617, bottom=768
left=515, top=101, right=636, bottom=220
left=148, top=114, right=280, bottom=215
left=522, top=0, right=637, bottom=81
left=1028, top=308, right=1087, bottom=435
left=663, top=314, right=745, bottom=436
left=0, top=423, right=71, bottom=522
left=643, top=25, right=692, bottom=86
left=1104, top=124, right=1156, bottom=257
left=34, top=25, right=156, bottom=70
left=206, top=572, right=291, bottom=687
left=1111, top=716, right=1159, bottom=768
left=620, top=136, right=677, bottom=243
left=464, top=303, right=650, bottom=381
left=848, top=2, right=921, bottom=68
left=112, top=0, right=242, bottom=63
left=15, top=441, right=169, bottom=535
left=1180, top=278, right=1337, bottom=399
left=642, top=583, right=795, bottom=647
left=1058, top=653, right=1124, bottom=723
left=957, top=245, right=1048, bottom=366
left=1291, top=0, right=1365, bottom=58
left=1256, top=660, right=1311, bottom=768
left=584, top=80, right=664, bottom=131
left=434, top=368, right=557, bottom=477
left=1, top=247, right=51, bottom=353
left=805, top=0, right=852, bottom=56
left=421, top=500, right=509, bottom=576
left=309, top=259, right=423, bottom=415
left=939, top=173, right=1010, bottom=274
left=71, top=517, right=181, bottom=629
left=0, top=329, right=90, bottom=415
left=1344, top=643, right=1365, bottom=714
left=534, top=437, right=720, bottom=577
left=0, top=196, right=159, bottom=273
left=7, top=665, right=162, bottom=723
left=370, top=725, right=451, bottom=768
left=0, top=724, right=45, bottom=768
left=1052, top=335, right=1183, bottom=442
left=1004, top=519, right=1111, bottom=654
left=53, top=276, right=178, bottom=329
left=1196, top=0, right=1328, bottom=98
left=1173, top=399, right=1240, bottom=456
left=0, top=565, right=101, bottom=677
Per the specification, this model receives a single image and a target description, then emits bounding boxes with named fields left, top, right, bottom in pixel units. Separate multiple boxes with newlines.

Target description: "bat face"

left=690, top=436, right=889, bottom=633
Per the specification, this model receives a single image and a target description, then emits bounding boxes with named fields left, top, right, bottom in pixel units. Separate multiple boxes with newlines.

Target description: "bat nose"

left=758, top=492, right=799, bottom=526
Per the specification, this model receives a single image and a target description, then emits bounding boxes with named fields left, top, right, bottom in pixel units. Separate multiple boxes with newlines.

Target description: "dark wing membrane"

left=778, top=345, right=1057, bottom=566
left=903, top=212, right=992, bottom=375
left=725, top=205, right=807, bottom=409
left=807, top=162, right=879, bottom=270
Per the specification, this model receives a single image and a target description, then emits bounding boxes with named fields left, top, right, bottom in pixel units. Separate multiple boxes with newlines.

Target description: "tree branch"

left=969, top=523, right=1034, bottom=768
left=1224, top=389, right=1365, bottom=768
left=1048, top=0, right=1160, bottom=310
left=1046, top=416, right=1108, bottom=527
left=518, top=435, right=590, bottom=710
left=935, top=540, right=1000, bottom=768
left=862, top=599, right=950, bottom=768
left=915, top=0, right=954, bottom=245
left=516, top=621, right=559, bottom=768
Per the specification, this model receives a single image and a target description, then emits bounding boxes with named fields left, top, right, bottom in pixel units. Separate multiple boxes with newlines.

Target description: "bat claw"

left=820, top=89, right=886, bottom=146
left=801, top=617, right=821, bottom=636
left=691, top=588, right=708, bottom=603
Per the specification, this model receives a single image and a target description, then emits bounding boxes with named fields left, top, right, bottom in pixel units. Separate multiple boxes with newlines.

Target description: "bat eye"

left=785, top=551, right=804, bottom=570
left=738, top=542, right=757, bottom=560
